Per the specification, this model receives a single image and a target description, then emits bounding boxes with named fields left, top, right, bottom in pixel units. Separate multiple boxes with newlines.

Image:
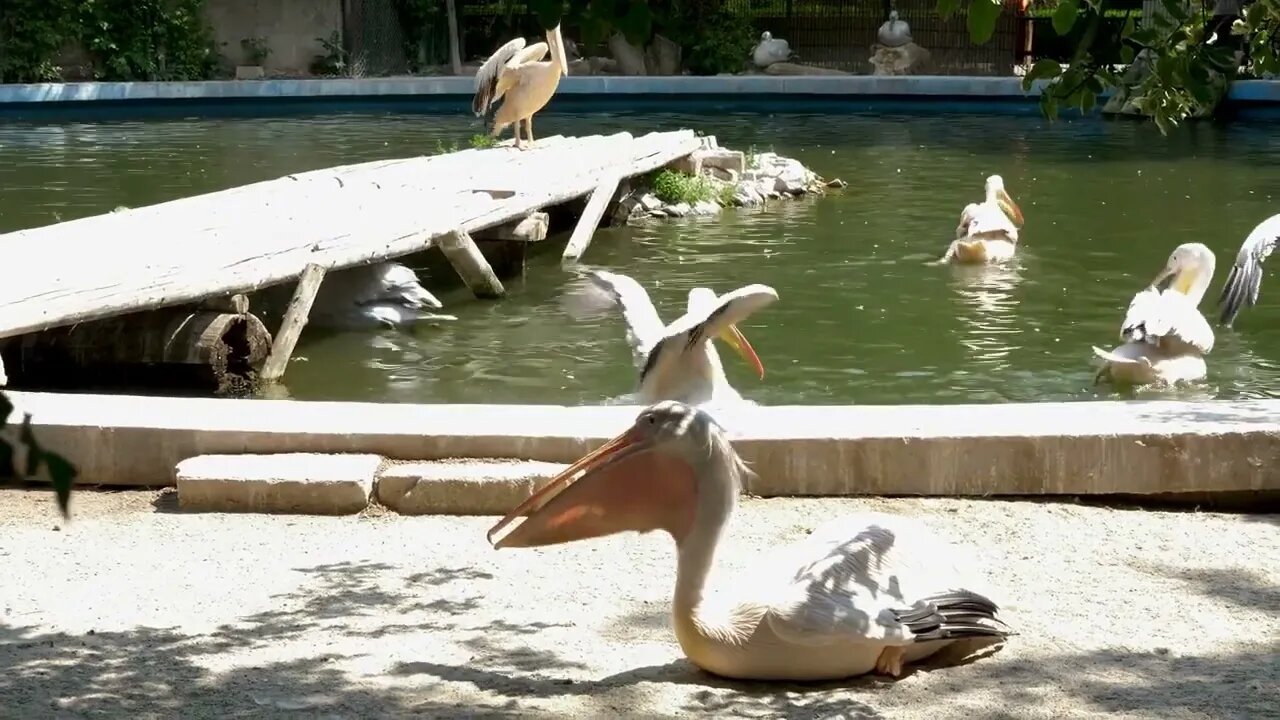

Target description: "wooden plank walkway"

left=0, top=129, right=701, bottom=340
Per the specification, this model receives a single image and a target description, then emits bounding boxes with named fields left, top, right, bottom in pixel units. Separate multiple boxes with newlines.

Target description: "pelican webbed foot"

left=874, top=646, right=906, bottom=678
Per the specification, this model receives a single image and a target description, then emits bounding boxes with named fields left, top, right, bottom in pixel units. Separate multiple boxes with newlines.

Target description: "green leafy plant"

left=470, top=134, right=497, bottom=149
left=78, top=0, right=218, bottom=81
left=435, top=138, right=460, bottom=155
left=310, top=30, right=348, bottom=76
left=0, top=391, right=76, bottom=519
left=394, top=0, right=450, bottom=71
left=239, top=36, right=271, bottom=66
left=651, top=169, right=718, bottom=205
left=675, top=7, right=755, bottom=75
left=0, top=0, right=78, bottom=82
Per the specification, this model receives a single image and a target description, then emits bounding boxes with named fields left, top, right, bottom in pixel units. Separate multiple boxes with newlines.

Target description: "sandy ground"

left=0, top=488, right=1276, bottom=720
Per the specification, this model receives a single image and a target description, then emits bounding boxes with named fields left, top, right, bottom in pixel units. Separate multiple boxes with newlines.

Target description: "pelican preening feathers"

left=472, top=24, right=568, bottom=150
left=1216, top=213, right=1280, bottom=327
left=942, top=175, right=1025, bottom=264
left=564, top=269, right=778, bottom=408
left=1093, top=242, right=1217, bottom=386
left=488, top=401, right=1011, bottom=680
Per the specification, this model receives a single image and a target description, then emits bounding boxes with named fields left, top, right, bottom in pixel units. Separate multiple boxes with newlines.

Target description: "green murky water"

left=3, top=108, right=1280, bottom=405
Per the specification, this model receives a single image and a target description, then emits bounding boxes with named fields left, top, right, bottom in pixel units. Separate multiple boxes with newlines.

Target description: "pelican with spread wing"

left=471, top=24, right=569, bottom=150
left=1216, top=213, right=1280, bottom=327
left=488, top=401, right=1011, bottom=680
left=563, top=269, right=777, bottom=408
left=941, top=175, right=1025, bottom=264
left=1093, top=242, right=1217, bottom=386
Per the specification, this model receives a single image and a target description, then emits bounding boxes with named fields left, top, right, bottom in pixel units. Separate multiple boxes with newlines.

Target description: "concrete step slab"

left=377, top=459, right=567, bottom=515
left=176, top=453, right=381, bottom=515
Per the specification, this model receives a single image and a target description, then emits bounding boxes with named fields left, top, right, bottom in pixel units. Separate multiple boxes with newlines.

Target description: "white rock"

left=693, top=201, right=721, bottom=216
left=667, top=202, right=691, bottom=217
left=639, top=193, right=664, bottom=211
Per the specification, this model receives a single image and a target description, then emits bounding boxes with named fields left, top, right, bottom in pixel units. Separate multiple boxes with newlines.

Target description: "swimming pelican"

left=309, top=261, right=457, bottom=330
left=472, top=24, right=569, bottom=150
left=752, top=31, right=793, bottom=68
left=1216, top=213, right=1280, bottom=327
left=941, top=175, right=1025, bottom=265
left=877, top=10, right=913, bottom=47
left=563, top=270, right=777, bottom=407
left=1093, top=242, right=1217, bottom=386
left=488, top=401, right=1011, bottom=680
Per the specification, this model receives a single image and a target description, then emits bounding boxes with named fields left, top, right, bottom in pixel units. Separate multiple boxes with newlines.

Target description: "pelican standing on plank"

left=472, top=24, right=569, bottom=150
left=563, top=269, right=777, bottom=408
left=1093, top=242, right=1217, bottom=386
left=1216, top=213, right=1280, bottom=327
left=488, top=401, right=1011, bottom=680
left=941, top=175, right=1025, bottom=264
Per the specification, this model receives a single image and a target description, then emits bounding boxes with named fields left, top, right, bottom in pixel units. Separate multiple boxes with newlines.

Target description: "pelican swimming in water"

left=488, top=401, right=1011, bottom=680
left=563, top=270, right=777, bottom=408
left=1216, top=213, right=1280, bottom=327
left=941, top=175, right=1025, bottom=265
left=308, top=261, right=457, bottom=330
left=1093, top=242, right=1217, bottom=386
left=472, top=24, right=569, bottom=150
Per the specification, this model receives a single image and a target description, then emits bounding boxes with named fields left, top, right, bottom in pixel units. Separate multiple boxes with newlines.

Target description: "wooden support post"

left=445, top=0, right=463, bottom=76
left=439, top=229, right=505, bottom=298
left=260, top=263, right=326, bottom=383
left=562, top=172, right=622, bottom=263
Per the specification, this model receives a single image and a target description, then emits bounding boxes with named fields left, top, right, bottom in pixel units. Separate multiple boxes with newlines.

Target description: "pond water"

left=3, top=106, right=1280, bottom=406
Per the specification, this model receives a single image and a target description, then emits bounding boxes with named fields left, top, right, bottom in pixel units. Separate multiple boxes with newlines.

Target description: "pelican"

left=941, top=175, right=1025, bottom=265
left=878, top=10, right=913, bottom=47
left=472, top=24, right=569, bottom=150
left=309, top=261, right=457, bottom=330
left=752, top=31, right=792, bottom=68
left=1216, top=213, right=1280, bottom=327
left=1093, top=242, right=1217, bottom=386
left=488, top=401, right=1011, bottom=680
left=563, top=270, right=777, bottom=408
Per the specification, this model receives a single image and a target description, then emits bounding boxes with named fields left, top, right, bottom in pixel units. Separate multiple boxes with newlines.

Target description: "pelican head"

left=547, top=23, right=568, bottom=76
left=488, top=401, right=739, bottom=549
left=685, top=286, right=768, bottom=379
left=889, top=10, right=900, bottom=23
left=985, top=175, right=1024, bottom=227
left=1152, top=242, right=1217, bottom=298
left=761, top=31, right=773, bottom=42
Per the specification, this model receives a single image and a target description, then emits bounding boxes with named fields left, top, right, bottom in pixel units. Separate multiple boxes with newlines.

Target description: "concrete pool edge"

left=7, top=391, right=1278, bottom=502
left=0, top=76, right=1276, bottom=104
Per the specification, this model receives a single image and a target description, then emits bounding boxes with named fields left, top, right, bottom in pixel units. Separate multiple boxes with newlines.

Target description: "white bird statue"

left=1093, top=242, right=1217, bottom=386
left=1216, top=213, right=1280, bottom=327
left=562, top=269, right=777, bottom=408
left=488, top=401, right=1011, bottom=680
left=308, top=261, right=457, bottom=330
left=878, top=10, right=913, bottom=47
left=752, top=31, right=793, bottom=68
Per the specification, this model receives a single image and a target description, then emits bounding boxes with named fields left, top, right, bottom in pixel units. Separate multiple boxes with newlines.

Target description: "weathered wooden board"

left=0, top=130, right=700, bottom=340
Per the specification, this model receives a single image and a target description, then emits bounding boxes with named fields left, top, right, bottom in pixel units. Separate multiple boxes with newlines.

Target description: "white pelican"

left=941, top=175, right=1025, bottom=265
left=752, top=31, right=793, bottom=68
left=564, top=269, right=777, bottom=408
left=877, top=10, right=913, bottom=47
left=1216, top=213, right=1280, bottom=327
left=472, top=24, right=569, bottom=150
left=1093, top=242, right=1217, bottom=386
left=488, top=401, right=1010, bottom=680
left=309, top=261, right=457, bottom=330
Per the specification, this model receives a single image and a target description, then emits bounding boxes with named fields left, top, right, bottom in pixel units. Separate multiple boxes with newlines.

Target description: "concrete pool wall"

left=8, top=391, right=1278, bottom=498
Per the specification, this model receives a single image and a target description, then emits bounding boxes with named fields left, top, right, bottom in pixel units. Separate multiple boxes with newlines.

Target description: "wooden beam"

left=260, top=264, right=326, bottom=383
left=445, top=0, right=463, bottom=75
left=473, top=212, right=548, bottom=242
left=199, top=293, right=250, bottom=315
left=562, top=171, right=622, bottom=262
left=439, top=229, right=505, bottom=298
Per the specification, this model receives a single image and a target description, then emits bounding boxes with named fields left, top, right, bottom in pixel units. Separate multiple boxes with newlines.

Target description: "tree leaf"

left=967, top=0, right=1003, bottom=45
left=1053, top=0, right=1080, bottom=36
left=1079, top=88, right=1096, bottom=115
left=1021, top=58, right=1062, bottom=91
left=1120, top=44, right=1135, bottom=64
left=616, top=0, right=652, bottom=46
left=1159, top=0, right=1189, bottom=23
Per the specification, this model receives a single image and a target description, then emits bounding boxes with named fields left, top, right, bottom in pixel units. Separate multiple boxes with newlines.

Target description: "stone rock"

left=669, top=154, right=703, bottom=175
left=639, top=193, right=663, bottom=212
left=608, top=33, right=648, bottom=76
left=176, top=453, right=380, bottom=515
left=567, top=58, right=592, bottom=76
left=375, top=459, right=567, bottom=515
left=869, top=42, right=932, bottom=76
left=588, top=56, right=618, bottom=75
left=763, top=62, right=850, bottom=76
left=693, top=201, right=721, bottom=216
left=697, top=148, right=746, bottom=174
left=666, top=202, right=691, bottom=217
left=708, top=166, right=739, bottom=183
left=645, top=34, right=682, bottom=75
left=235, top=65, right=265, bottom=80
left=826, top=178, right=848, bottom=189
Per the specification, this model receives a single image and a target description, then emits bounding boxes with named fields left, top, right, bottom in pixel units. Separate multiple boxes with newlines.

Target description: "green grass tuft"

left=470, top=134, right=496, bottom=149
left=651, top=169, right=719, bottom=205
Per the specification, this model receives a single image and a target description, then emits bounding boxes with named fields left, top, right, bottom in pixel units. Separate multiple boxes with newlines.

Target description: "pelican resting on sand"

left=1093, top=242, right=1217, bottom=386
left=941, top=175, right=1025, bottom=264
left=488, top=401, right=1011, bottom=680
left=563, top=269, right=777, bottom=408
left=472, top=24, right=568, bottom=150
left=1216, top=213, right=1280, bottom=327
left=309, top=261, right=457, bottom=330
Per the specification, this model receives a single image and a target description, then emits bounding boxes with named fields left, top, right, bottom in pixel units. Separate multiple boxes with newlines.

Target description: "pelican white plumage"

left=877, top=10, right=913, bottom=47
left=471, top=24, right=569, bottom=150
left=563, top=269, right=777, bottom=408
left=941, top=175, right=1025, bottom=265
left=488, top=401, right=1011, bottom=680
left=752, top=31, right=793, bottom=68
left=1216, top=213, right=1280, bottom=327
left=308, top=262, right=457, bottom=330
left=1093, top=242, right=1217, bottom=386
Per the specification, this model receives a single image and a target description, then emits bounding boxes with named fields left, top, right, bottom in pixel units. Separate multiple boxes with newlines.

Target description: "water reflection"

left=948, top=262, right=1024, bottom=372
